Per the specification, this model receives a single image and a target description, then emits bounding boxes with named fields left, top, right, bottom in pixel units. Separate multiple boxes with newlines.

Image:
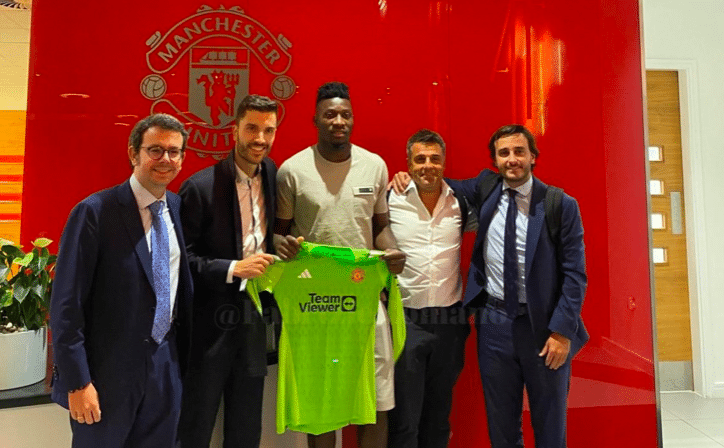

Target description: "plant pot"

left=0, top=326, right=47, bottom=390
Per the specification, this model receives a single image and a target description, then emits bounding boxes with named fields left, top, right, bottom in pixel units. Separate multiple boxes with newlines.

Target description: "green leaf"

left=27, top=248, right=41, bottom=270
left=0, top=289, right=13, bottom=308
left=13, top=276, right=31, bottom=303
left=3, top=245, right=23, bottom=259
left=23, top=294, right=46, bottom=330
left=13, top=252, right=34, bottom=267
left=32, top=238, right=52, bottom=249
left=20, top=298, right=35, bottom=330
left=40, top=270, right=49, bottom=287
left=0, top=237, right=17, bottom=248
left=39, top=292, right=50, bottom=310
left=31, top=282, right=44, bottom=299
left=0, top=265, right=8, bottom=280
left=37, top=252, right=48, bottom=271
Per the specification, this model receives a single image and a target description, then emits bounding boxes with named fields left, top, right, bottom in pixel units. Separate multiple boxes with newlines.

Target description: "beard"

left=236, top=140, right=269, bottom=161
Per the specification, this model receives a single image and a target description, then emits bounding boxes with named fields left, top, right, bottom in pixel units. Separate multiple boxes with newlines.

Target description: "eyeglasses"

left=141, top=146, right=184, bottom=161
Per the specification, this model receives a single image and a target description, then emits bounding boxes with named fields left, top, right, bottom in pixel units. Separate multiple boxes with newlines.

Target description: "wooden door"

left=646, top=70, right=691, bottom=362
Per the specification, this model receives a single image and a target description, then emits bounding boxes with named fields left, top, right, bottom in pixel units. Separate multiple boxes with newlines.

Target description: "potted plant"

left=0, top=237, right=56, bottom=390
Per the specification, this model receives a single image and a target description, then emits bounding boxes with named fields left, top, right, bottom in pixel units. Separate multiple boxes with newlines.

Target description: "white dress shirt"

left=130, top=174, right=180, bottom=317
left=226, top=163, right=267, bottom=289
left=389, top=180, right=476, bottom=309
left=483, top=176, right=532, bottom=304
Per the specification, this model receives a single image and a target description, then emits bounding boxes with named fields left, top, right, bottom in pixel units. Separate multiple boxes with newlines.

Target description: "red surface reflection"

left=22, top=0, right=656, bottom=446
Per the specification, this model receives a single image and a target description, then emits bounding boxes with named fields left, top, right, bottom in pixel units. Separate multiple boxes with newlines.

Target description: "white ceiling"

left=0, top=6, right=30, bottom=110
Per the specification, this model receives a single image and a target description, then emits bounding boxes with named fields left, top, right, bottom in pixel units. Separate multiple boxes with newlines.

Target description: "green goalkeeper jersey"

left=247, top=242, right=405, bottom=435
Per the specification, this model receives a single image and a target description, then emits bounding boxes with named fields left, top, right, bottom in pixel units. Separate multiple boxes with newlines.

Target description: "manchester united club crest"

left=140, top=5, right=295, bottom=159
left=351, top=268, right=365, bottom=284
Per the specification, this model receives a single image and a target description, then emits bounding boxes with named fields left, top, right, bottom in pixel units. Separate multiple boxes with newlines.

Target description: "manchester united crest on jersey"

left=351, top=268, right=365, bottom=283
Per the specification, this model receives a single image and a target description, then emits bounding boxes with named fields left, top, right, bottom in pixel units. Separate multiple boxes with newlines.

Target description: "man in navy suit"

left=449, top=124, right=588, bottom=448
left=177, top=94, right=278, bottom=448
left=50, top=113, right=193, bottom=448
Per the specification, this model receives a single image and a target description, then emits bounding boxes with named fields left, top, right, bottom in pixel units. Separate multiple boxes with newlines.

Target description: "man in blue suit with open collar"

left=50, top=114, right=193, bottom=448
left=449, top=124, right=587, bottom=448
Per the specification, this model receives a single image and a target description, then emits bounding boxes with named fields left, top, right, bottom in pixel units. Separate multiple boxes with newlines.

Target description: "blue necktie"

left=149, top=200, right=171, bottom=343
left=503, top=189, right=519, bottom=317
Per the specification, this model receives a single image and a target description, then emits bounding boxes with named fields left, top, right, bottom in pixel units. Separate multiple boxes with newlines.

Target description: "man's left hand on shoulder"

left=539, top=332, right=571, bottom=370
left=381, top=249, right=406, bottom=275
left=388, top=172, right=411, bottom=195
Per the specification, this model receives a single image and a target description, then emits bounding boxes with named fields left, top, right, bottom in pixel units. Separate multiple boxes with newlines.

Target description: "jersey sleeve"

left=377, top=261, right=406, bottom=361
left=276, top=162, right=296, bottom=221
left=247, top=261, right=285, bottom=314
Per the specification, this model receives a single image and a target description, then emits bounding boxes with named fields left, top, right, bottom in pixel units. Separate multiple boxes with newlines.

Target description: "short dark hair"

left=488, top=124, right=539, bottom=162
left=406, top=129, right=446, bottom=159
left=235, top=94, right=278, bottom=123
left=316, top=82, right=350, bottom=105
left=128, top=113, right=189, bottom=155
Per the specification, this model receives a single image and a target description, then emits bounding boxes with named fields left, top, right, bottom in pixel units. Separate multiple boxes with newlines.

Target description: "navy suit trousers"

left=70, top=333, right=182, bottom=448
left=476, top=305, right=571, bottom=448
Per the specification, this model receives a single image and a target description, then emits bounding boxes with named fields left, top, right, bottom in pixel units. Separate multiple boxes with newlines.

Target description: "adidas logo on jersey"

left=297, top=269, right=312, bottom=279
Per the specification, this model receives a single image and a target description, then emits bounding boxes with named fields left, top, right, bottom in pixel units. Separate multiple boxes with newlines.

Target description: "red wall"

left=22, top=0, right=657, bottom=446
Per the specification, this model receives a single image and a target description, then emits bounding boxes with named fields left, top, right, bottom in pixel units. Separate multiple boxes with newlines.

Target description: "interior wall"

left=0, top=6, right=30, bottom=110
left=0, top=6, right=29, bottom=244
left=9, top=0, right=658, bottom=446
left=642, top=0, right=724, bottom=398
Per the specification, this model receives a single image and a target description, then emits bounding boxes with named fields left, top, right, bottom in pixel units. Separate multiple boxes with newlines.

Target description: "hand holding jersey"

left=274, top=234, right=304, bottom=260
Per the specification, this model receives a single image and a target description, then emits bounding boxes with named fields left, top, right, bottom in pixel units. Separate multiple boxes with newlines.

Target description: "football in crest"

left=271, top=75, right=296, bottom=100
left=140, top=74, right=167, bottom=100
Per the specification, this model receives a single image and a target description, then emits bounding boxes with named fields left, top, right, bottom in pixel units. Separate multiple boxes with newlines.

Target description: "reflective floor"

left=662, top=391, right=724, bottom=447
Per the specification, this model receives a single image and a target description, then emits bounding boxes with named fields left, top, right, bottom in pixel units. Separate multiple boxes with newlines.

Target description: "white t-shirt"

left=276, top=144, right=389, bottom=250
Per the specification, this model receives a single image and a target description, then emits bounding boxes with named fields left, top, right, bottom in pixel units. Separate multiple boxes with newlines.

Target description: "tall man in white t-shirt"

left=274, top=81, right=406, bottom=448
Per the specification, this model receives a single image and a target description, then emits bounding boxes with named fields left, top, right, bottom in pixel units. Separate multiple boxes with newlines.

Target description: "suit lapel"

left=167, top=192, right=190, bottom=309
left=220, top=153, right=244, bottom=259
left=117, top=180, right=154, bottom=288
left=166, top=191, right=183, bottom=246
left=260, top=158, right=275, bottom=252
left=167, top=193, right=185, bottom=265
left=525, top=177, right=547, bottom=275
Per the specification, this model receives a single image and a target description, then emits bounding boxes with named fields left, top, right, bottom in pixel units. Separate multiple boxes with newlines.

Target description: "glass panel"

left=651, top=213, right=665, bottom=229
left=650, top=179, right=664, bottom=196
left=648, top=146, right=663, bottom=162
left=653, top=247, right=668, bottom=264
